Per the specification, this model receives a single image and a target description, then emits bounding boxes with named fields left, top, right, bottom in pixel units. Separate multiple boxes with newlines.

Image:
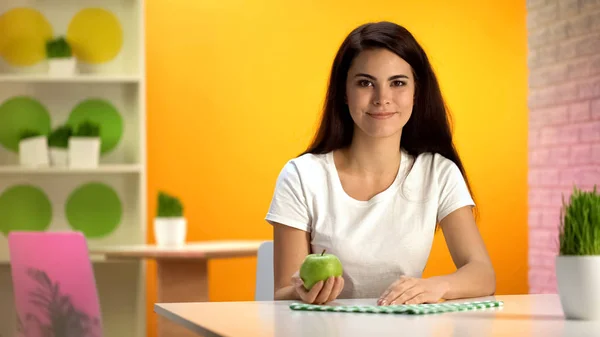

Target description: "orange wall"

left=146, top=0, right=528, bottom=336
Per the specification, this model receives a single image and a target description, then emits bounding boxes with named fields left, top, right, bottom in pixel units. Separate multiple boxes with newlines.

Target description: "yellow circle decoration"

left=67, top=8, right=123, bottom=64
left=0, top=8, right=53, bottom=66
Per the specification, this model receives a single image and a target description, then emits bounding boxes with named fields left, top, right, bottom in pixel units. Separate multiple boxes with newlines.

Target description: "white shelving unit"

left=0, top=1, right=147, bottom=337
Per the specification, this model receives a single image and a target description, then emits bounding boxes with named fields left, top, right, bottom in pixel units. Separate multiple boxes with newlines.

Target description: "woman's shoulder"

left=409, top=150, right=460, bottom=176
left=292, top=151, right=330, bottom=166
left=399, top=150, right=471, bottom=210
left=276, top=151, right=332, bottom=183
left=402, top=150, right=465, bottom=196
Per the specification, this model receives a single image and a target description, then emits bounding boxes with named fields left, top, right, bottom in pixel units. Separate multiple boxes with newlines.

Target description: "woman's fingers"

left=391, top=285, right=422, bottom=305
left=378, top=277, right=414, bottom=305
left=327, top=276, right=344, bottom=303
left=298, top=280, right=324, bottom=303
left=314, top=277, right=335, bottom=304
left=293, top=277, right=309, bottom=295
left=294, top=276, right=345, bottom=304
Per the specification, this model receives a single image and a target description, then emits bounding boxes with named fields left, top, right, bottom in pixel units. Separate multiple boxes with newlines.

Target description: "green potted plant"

left=68, top=120, right=101, bottom=168
left=18, top=129, right=49, bottom=167
left=154, top=191, right=186, bottom=247
left=556, top=185, right=600, bottom=320
left=46, top=36, right=76, bottom=76
left=48, top=124, right=72, bottom=167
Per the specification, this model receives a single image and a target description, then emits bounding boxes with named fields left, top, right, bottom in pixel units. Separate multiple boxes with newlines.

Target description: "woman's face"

left=345, top=48, right=415, bottom=139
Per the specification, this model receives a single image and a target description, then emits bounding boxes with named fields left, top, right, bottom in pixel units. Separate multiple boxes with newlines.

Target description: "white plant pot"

left=19, top=136, right=49, bottom=167
left=556, top=255, right=600, bottom=320
left=48, top=57, right=77, bottom=76
left=68, top=137, right=100, bottom=168
left=154, top=217, right=187, bottom=247
left=49, top=147, right=68, bottom=167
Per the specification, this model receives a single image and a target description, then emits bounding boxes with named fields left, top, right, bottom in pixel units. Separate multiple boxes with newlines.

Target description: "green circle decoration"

left=0, top=185, right=52, bottom=236
left=0, top=96, right=51, bottom=152
left=67, top=99, right=123, bottom=154
left=66, top=182, right=122, bottom=238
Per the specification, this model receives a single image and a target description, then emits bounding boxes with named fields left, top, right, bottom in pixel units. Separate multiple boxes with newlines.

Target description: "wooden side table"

left=91, top=240, right=264, bottom=337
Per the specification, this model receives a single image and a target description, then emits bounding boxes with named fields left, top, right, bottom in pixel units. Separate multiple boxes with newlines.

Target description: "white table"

left=154, top=294, right=600, bottom=336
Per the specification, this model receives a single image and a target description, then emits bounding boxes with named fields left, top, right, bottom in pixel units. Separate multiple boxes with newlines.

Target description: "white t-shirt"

left=265, top=149, right=475, bottom=299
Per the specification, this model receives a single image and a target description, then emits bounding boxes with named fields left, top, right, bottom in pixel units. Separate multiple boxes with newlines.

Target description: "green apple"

left=299, top=249, right=343, bottom=290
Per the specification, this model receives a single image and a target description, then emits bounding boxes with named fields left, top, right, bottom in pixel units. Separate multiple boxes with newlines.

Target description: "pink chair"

left=8, top=231, right=103, bottom=337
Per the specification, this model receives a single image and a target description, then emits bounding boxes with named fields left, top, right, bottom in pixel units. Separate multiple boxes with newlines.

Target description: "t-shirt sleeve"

left=265, top=161, right=311, bottom=232
left=437, top=159, right=475, bottom=223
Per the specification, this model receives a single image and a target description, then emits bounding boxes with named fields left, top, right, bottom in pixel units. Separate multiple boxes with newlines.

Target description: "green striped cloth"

left=289, top=300, right=503, bottom=315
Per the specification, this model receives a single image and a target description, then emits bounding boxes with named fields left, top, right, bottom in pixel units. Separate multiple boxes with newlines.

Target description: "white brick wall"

left=528, top=0, right=600, bottom=294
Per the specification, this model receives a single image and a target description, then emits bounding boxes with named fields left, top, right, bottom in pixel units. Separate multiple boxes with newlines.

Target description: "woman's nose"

left=372, top=88, right=391, bottom=105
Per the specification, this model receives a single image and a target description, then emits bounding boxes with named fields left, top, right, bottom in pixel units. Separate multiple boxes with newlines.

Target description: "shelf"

left=0, top=164, right=142, bottom=174
left=0, top=74, right=141, bottom=84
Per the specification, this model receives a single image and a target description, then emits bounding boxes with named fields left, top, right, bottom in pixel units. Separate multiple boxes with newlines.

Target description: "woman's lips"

left=367, top=112, right=396, bottom=119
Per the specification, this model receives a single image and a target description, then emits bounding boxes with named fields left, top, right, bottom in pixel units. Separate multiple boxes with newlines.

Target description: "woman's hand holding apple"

left=291, top=271, right=344, bottom=304
left=292, top=250, right=345, bottom=304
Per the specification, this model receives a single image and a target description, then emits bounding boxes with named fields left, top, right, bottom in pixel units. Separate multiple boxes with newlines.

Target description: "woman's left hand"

left=377, top=276, right=449, bottom=306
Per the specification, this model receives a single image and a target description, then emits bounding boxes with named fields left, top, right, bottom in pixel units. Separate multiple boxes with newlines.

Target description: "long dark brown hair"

left=302, top=21, right=475, bottom=204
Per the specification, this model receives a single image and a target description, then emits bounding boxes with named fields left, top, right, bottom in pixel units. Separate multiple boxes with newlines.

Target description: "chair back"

left=8, top=231, right=103, bottom=337
left=254, top=240, right=274, bottom=301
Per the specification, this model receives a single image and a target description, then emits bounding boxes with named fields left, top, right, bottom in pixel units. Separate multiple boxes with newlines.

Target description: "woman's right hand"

left=291, top=271, right=345, bottom=304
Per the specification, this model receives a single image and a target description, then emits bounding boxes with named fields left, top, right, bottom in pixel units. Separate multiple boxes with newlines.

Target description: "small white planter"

left=19, top=136, right=49, bottom=167
left=49, top=147, right=68, bottom=167
left=48, top=57, right=77, bottom=76
left=68, top=137, right=100, bottom=168
left=556, top=255, right=600, bottom=320
left=154, top=217, right=187, bottom=247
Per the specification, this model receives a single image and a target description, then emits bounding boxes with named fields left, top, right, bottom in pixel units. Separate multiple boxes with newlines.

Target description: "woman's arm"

left=432, top=205, right=496, bottom=299
left=273, top=222, right=311, bottom=300
left=273, top=223, right=345, bottom=303
left=378, top=206, right=496, bottom=305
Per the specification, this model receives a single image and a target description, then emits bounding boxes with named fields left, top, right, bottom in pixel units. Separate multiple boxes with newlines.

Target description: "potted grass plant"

left=154, top=191, right=187, bottom=247
left=68, top=120, right=101, bottom=168
left=18, top=129, right=49, bottom=167
left=48, top=124, right=72, bottom=167
left=556, top=185, right=600, bottom=320
left=46, top=36, right=77, bottom=76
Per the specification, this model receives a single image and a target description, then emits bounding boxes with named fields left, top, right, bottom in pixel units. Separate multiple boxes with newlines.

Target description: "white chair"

left=254, top=240, right=274, bottom=301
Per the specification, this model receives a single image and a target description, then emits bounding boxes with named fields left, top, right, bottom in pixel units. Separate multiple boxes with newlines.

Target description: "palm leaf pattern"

left=16, top=267, right=100, bottom=337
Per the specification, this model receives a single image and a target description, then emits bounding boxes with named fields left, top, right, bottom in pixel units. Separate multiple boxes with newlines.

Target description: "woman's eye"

left=358, top=80, right=372, bottom=87
left=391, top=80, right=405, bottom=87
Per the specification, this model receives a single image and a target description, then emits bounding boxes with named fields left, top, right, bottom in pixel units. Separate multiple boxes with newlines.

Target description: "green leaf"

left=46, top=36, right=72, bottom=59
left=559, top=185, right=600, bottom=255
left=18, top=129, right=42, bottom=141
left=48, top=124, right=72, bottom=148
left=157, top=191, right=183, bottom=217
left=72, top=120, right=100, bottom=137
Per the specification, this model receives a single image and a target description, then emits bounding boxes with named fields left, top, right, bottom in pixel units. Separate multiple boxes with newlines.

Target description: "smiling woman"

left=345, top=49, right=415, bottom=139
left=267, top=21, right=495, bottom=306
